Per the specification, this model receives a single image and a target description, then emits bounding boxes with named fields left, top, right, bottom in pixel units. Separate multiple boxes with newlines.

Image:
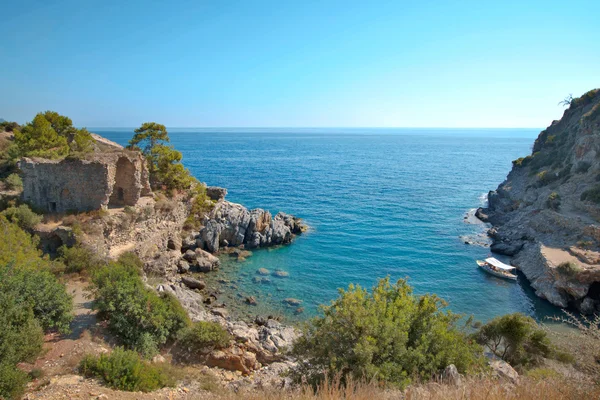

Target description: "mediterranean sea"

left=96, top=128, right=562, bottom=324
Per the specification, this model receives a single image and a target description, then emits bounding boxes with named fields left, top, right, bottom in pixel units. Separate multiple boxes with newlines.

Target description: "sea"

left=96, top=127, right=563, bottom=324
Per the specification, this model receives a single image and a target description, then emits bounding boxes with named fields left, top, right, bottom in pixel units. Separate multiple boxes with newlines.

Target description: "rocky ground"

left=477, top=89, right=600, bottom=313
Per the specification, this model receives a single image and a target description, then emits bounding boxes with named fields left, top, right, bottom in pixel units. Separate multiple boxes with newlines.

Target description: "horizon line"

left=87, top=126, right=544, bottom=130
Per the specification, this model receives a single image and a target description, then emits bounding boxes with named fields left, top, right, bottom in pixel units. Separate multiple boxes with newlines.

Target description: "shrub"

left=291, top=278, right=484, bottom=388
left=512, top=155, right=533, bottom=167
left=546, top=192, right=560, bottom=211
left=4, top=173, right=22, bottom=191
left=177, top=321, right=231, bottom=356
left=184, top=185, right=215, bottom=230
left=13, top=111, right=93, bottom=159
left=90, top=254, right=190, bottom=356
left=473, top=313, right=551, bottom=369
left=0, top=263, right=74, bottom=334
left=58, top=244, right=105, bottom=274
left=0, top=216, right=73, bottom=333
left=556, top=261, right=582, bottom=277
left=79, top=348, right=175, bottom=392
left=535, top=170, right=558, bottom=187
left=0, top=290, right=44, bottom=400
left=581, top=185, right=600, bottom=204
left=1, top=204, right=42, bottom=230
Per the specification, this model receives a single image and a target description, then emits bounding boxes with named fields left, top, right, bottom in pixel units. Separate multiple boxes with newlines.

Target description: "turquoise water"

left=97, top=128, right=562, bottom=323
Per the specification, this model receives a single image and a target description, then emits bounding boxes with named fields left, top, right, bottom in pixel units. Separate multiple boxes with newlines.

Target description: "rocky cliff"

left=477, top=89, right=600, bottom=313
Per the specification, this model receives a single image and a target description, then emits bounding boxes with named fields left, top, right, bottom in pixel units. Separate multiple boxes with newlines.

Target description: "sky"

left=1, top=0, right=599, bottom=128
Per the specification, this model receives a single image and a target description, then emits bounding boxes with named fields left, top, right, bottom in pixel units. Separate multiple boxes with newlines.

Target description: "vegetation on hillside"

left=89, top=252, right=190, bottom=358
left=13, top=111, right=93, bottom=159
left=80, top=348, right=176, bottom=392
left=472, top=313, right=552, bottom=370
left=291, top=277, right=485, bottom=388
left=0, top=215, right=73, bottom=399
left=127, top=122, right=195, bottom=192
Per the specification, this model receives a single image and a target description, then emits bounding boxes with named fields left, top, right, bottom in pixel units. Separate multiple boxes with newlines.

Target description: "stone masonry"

left=19, top=151, right=151, bottom=213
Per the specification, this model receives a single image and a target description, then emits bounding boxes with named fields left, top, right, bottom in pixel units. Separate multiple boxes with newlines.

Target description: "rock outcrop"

left=193, top=192, right=307, bottom=253
left=161, top=282, right=299, bottom=373
left=477, top=89, right=600, bottom=312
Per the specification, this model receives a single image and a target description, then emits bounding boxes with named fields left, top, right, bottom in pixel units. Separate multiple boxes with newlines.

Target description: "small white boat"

left=476, top=257, right=517, bottom=281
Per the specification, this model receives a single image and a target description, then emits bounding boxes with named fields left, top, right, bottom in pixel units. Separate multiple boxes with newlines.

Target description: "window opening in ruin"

left=50, top=202, right=57, bottom=212
left=117, top=187, right=124, bottom=201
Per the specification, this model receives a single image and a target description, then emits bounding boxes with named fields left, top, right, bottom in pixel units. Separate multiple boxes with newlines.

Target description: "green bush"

left=536, top=170, right=558, bottom=187
left=0, top=290, right=44, bottom=400
left=0, top=216, right=73, bottom=333
left=546, top=192, right=560, bottom=211
left=0, top=263, right=73, bottom=334
left=556, top=261, right=582, bottom=277
left=4, top=173, right=22, bottom=191
left=13, top=111, right=93, bottom=159
left=473, top=313, right=551, bottom=369
left=177, top=321, right=231, bottom=356
left=291, top=278, right=484, bottom=388
left=79, top=348, right=175, bottom=392
left=58, top=244, right=104, bottom=274
left=0, top=204, right=42, bottom=230
left=512, top=155, right=533, bottom=167
left=90, top=253, right=190, bottom=356
left=581, top=185, right=600, bottom=204
left=184, top=185, right=215, bottom=230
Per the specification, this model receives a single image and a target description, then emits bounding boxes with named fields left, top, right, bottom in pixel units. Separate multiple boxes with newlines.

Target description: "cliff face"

left=478, top=89, right=600, bottom=313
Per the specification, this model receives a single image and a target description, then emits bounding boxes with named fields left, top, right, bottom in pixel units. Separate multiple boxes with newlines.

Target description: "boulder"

left=283, top=298, right=302, bottom=306
left=211, top=307, right=229, bottom=318
left=206, top=346, right=260, bottom=375
left=194, top=248, right=220, bottom=272
left=257, top=268, right=270, bottom=275
left=489, top=359, right=519, bottom=384
left=183, top=249, right=197, bottom=263
left=181, top=276, right=206, bottom=290
left=245, top=296, right=258, bottom=305
left=206, top=186, right=227, bottom=201
left=177, top=259, right=190, bottom=274
left=273, top=270, right=289, bottom=278
left=579, top=297, right=597, bottom=315
left=442, top=364, right=462, bottom=386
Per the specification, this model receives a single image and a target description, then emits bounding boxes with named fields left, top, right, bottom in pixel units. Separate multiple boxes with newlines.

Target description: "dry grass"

left=197, top=376, right=600, bottom=400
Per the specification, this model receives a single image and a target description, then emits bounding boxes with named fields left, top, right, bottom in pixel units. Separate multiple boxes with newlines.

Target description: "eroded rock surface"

left=477, top=89, right=600, bottom=312
left=196, top=199, right=307, bottom=253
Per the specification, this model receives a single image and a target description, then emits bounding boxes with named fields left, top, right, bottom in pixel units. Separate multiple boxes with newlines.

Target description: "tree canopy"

left=128, top=122, right=195, bottom=192
left=473, top=313, right=552, bottom=369
left=13, top=111, right=93, bottom=159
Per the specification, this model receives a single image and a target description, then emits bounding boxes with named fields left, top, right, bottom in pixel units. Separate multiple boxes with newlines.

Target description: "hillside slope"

left=477, top=89, right=600, bottom=312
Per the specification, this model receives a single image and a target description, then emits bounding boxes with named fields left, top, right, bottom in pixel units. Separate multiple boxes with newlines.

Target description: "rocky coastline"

left=476, top=89, right=600, bottom=314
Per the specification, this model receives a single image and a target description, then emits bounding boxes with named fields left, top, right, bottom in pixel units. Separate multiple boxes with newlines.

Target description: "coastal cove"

left=97, top=128, right=560, bottom=323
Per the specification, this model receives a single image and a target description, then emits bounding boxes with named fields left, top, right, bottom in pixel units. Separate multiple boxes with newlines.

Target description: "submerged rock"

left=273, top=270, right=289, bottom=278
left=283, top=298, right=302, bottom=306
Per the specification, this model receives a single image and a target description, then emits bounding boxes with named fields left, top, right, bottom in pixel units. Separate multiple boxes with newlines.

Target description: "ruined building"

left=19, top=144, right=152, bottom=213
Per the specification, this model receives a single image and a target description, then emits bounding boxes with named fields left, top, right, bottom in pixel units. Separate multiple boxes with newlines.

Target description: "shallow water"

left=97, top=128, right=563, bottom=324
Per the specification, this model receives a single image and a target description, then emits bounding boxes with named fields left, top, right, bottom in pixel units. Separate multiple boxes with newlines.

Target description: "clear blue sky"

left=1, top=0, right=598, bottom=128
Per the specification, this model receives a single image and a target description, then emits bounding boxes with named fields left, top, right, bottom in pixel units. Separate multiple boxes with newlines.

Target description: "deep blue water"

left=96, top=128, right=562, bottom=324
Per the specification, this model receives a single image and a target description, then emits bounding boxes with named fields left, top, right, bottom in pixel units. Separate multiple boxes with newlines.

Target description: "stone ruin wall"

left=20, top=153, right=151, bottom=213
